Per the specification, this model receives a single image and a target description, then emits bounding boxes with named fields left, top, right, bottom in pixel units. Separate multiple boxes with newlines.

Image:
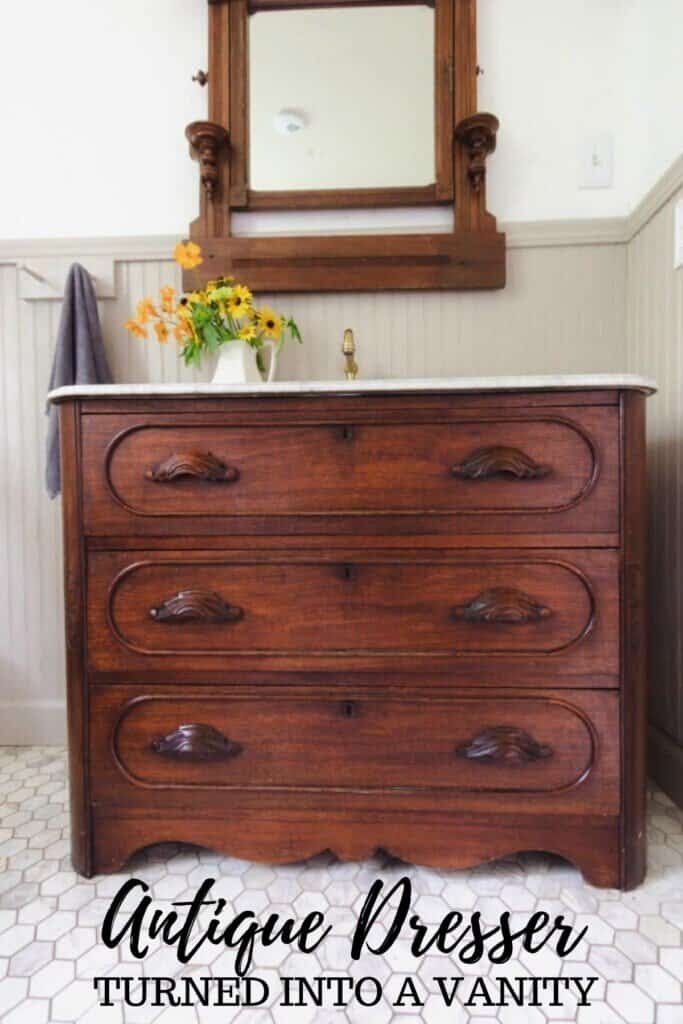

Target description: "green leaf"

left=203, top=324, right=221, bottom=352
left=287, top=318, right=303, bottom=344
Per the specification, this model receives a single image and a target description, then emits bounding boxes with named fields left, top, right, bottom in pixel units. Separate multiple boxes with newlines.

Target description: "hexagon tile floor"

left=0, top=749, right=682, bottom=1024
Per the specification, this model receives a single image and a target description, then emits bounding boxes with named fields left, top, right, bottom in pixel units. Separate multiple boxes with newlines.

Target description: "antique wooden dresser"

left=49, top=375, right=654, bottom=888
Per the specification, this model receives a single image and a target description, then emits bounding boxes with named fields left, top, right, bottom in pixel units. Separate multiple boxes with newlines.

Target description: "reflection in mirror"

left=248, top=5, right=436, bottom=192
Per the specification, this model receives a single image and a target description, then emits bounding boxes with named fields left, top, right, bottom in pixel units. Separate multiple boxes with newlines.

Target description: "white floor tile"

left=0, top=749, right=679, bottom=1024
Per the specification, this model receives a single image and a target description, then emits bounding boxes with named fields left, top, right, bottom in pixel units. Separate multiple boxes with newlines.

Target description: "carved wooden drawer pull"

left=149, top=589, right=244, bottom=623
left=456, top=726, right=553, bottom=764
left=145, top=451, right=239, bottom=484
left=453, top=586, right=552, bottom=624
left=150, top=723, right=243, bottom=762
left=451, top=446, right=552, bottom=481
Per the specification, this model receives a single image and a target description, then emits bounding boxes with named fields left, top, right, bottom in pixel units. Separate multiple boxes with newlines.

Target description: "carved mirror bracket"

left=186, top=121, right=230, bottom=201
left=183, top=0, right=506, bottom=294
left=455, top=113, right=499, bottom=194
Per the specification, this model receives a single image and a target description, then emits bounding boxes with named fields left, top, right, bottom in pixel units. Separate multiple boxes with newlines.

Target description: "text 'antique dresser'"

left=50, top=375, right=654, bottom=888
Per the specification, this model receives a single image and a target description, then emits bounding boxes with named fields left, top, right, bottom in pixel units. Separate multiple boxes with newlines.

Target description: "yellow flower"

left=228, top=284, right=253, bottom=316
left=187, top=290, right=207, bottom=305
left=125, top=319, right=147, bottom=339
left=154, top=321, right=169, bottom=344
left=173, top=240, right=203, bottom=270
left=239, top=324, right=257, bottom=341
left=256, top=306, right=283, bottom=340
left=160, top=285, right=175, bottom=313
left=136, top=297, right=157, bottom=324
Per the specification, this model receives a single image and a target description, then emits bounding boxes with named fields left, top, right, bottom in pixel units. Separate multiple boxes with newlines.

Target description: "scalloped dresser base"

left=90, top=807, right=623, bottom=890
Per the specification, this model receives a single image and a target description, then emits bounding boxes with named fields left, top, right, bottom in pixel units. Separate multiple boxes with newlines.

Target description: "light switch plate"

left=675, top=198, right=683, bottom=269
left=579, top=133, right=614, bottom=190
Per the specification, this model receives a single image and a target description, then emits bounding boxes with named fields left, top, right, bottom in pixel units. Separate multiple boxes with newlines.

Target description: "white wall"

left=0, top=0, right=206, bottom=239
left=1, top=0, right=681, bottom=239
left=479, top=0, right=631, bottom=221
left=623, top=0, right=683, bottom=202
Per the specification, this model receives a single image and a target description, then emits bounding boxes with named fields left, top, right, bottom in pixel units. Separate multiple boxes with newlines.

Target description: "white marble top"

left=48, top=374, right=657, bottom=403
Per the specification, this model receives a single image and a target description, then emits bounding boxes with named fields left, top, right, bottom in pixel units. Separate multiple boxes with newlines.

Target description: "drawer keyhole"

left=342, top=701, right=357, bottom=719
left=341, top=425, right=354, bottom=441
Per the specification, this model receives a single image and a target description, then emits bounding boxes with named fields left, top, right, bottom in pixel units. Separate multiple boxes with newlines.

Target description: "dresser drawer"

left=87, top=548, right=619, bottom=678
left=80, top=406, right=619, bottom=536
left=90, top=689, right=619, bottom=815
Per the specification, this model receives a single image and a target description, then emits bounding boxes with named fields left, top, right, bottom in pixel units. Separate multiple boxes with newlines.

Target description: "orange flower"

left=154, top=321, right=169, bottom=344
left=136, top=297, right=157, bottom=323
left=173, top=321, right=192, bottom=343
left=124, top=319, right=147, bottom=339
left=173, top=241, right=203, bottom=270
left=160, top=285, right=175, bottom=313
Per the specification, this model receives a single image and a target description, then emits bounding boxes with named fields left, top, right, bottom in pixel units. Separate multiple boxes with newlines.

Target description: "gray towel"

left=46, top=263, right=112, bottom=498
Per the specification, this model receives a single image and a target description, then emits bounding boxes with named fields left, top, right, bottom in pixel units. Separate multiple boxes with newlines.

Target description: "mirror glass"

left=248, top=5, right=436, bottom=192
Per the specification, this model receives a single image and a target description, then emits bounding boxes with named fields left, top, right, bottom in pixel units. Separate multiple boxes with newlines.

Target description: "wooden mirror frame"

left=184, top=0, right=505, bottom=292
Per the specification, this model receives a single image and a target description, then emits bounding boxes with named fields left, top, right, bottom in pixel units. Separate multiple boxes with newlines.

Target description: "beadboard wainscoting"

left=627, top=176, right=683, bottom=806
left=0, top=157, right=681, bottom=761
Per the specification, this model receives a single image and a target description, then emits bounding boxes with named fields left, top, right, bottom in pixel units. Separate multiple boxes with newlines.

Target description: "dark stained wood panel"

left=81, top=404, right=619, bottom=537
left=57, top=387, right=649, bottom=888
left=86, top=548, right=619, bottom=677
left=91, top=686, right=619, bottom=816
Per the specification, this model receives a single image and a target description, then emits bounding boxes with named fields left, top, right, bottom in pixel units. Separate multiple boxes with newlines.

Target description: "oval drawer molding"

left=95, top=551, right=614, bottom=669
left=87, top=410, right=616, bottom=531
left=145, top=450, right=239, bottom=484
left=149, top=589, right=244, bottom=624
left=456, top=725, right=553, bottom=764
left=453, top=587, right=552, bottom=624
left=451, top=445, right=552, bottom=481
left=150, top=723, right=243, bottom=762
left=106, top=694, right=600, bottom=797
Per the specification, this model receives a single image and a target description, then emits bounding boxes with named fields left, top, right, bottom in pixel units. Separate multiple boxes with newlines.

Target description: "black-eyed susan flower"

left=228, top=284, right=253, bottom=316
left=256, top=307, right=283, bottom=340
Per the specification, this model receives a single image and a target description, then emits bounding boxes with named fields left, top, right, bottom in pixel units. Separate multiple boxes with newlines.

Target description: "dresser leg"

left=620, top=393, right=648, bottom=892
left=60, top=401, right=94, bottom=879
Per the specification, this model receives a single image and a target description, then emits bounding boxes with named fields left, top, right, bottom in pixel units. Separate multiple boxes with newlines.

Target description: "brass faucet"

left=342, top=328, right=358, bottom=380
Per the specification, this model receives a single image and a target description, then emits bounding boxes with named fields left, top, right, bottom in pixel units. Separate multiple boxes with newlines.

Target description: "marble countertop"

left=48, top=373, right=657, bottom=403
